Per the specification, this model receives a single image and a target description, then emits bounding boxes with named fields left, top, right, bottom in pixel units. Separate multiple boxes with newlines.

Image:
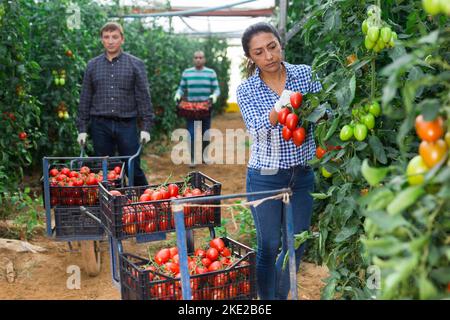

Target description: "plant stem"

left=370, top=58, right=376, bottom=101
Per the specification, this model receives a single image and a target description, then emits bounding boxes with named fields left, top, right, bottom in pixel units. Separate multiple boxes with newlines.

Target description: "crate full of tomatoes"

left=43, top=158, right=125, bottom=239
left=120, top=237, right=256, bottom=300
left=98, top=172, right=221, bottom=240
left=177, top=100, right=211, bottom=120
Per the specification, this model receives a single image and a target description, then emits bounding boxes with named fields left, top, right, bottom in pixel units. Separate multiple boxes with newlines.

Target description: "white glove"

left=209, top=94, right=218, bottom=104
left=174, top=93, right=181, bottom=102
left=274, top=90, right=293, bottom=112
left=77, top=133, right=87, bottom=146
left=140, top=131, right=151, bottom=144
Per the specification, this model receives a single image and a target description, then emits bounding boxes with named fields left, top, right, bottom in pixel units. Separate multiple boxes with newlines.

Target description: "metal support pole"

left=109, top=235, right=121, bottom=289
left=42, top=158, right=52, bottom=237
left=173, top=204, right=192, bottom=300
left=284, top=199, right=298, bottom=300
left=279, top=0, right=287, bottom=58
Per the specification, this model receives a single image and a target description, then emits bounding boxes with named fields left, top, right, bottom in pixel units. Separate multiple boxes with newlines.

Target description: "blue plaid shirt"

left=237, top=62, right=323, bottom=170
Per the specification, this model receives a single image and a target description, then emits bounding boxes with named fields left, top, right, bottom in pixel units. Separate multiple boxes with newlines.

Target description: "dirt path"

left=0, top=112, right=328, bottom=300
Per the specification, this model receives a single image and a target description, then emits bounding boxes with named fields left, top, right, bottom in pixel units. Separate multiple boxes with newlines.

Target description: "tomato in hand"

left=292, top=127, right=306, bottom=147
left=285, top=113, right=299, bottom=131
left=282, top=126, right=292, bottom=141
left=277, top=107, right=290, bottom=125
left=290, top=92, right=303, bottom=109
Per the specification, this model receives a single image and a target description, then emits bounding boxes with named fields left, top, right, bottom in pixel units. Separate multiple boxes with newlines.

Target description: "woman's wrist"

left=269, top=108, right=278, bottom=126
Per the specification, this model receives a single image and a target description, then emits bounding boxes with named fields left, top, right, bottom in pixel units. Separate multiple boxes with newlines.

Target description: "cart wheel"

left=79, top=240, right=101, bottom=277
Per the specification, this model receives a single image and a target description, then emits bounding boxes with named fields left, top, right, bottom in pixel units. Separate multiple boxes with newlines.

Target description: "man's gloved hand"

left=209, top=94, right=218, bottom=104
left=174, top=93, right=181, bottom=102
left=274, top=89, right=293, bottom=112
left=77, top=132, right=87, bottom=146
left=140, top=131, right=151, bottom=144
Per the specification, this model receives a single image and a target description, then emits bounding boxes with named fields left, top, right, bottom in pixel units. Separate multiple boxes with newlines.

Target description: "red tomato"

left=277, top=108, right=291, bottom=125
left=290, top=92, right=303, bottom=109
left=208, top=260, right=223, bottom=272
left=139, top=193, right=152, bottom=202
left=122, top=206, right=136, bottom=235
left=49, top=168, right=59, bottom=177
left=210, top=238, right=225, bottom=251
left=80, top=166, right=90, bottom=175
left=239, top=281, right=251, bottom=295
left=206, top=247, right=219, bottom=261
left=151, top=191, right=163, bottom=201
left=164, top=262, right=179, bottom=275
left=143, top=188, right=154, bottom=195
left=191, top=188, right=203, bottom=196
left=195, top=248, right=206, bottom=258
left=155, top=248, right=171, bottom=265
left=220, top=247, right=231, bottom=258
left=316, top=146, right=327, bottom=159
left=158, top=216, right=170, bottom=231
left=415, top=115, right=444, bottom=142
left=169, top=247, right=178, bottom=258
left=168, top=184, right=179, bottom=197
left=282, top=126, right=292, bottom=141
left=201, top=257, right=212, bottom=268
left=107, top=171, right=117, bottom=181
left=60, top=167, right=71, bottom=176
left=114, top=166, right=121, bottom=175
left=292, top=127, right=306, bottom=147
left=285, top=113, right=299, bottom=131
left=18, top=132, right=27, bottom=140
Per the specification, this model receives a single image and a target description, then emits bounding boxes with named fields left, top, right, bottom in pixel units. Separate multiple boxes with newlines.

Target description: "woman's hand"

left=269, top=108, right=278, bottom=126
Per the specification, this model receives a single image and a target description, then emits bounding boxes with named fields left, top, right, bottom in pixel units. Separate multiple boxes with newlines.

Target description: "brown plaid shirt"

left=76, top=51, right=154, bottom=132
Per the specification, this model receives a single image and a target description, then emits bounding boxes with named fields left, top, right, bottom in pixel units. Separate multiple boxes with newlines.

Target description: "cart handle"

left=127, top=143, right=143, bottom=187
left=80, top=206, right=102, bottom=225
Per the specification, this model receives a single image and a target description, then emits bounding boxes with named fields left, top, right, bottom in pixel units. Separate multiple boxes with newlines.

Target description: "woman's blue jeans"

left=246, top=165, right=315, bottom=300
left=89, top=116, right=148, bottom=186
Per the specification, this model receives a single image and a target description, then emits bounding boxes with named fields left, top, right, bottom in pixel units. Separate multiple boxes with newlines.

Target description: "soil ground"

left=0, top=112, right=328, bottom=300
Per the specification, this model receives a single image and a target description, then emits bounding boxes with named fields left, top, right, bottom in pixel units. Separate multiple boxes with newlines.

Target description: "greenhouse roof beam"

left=113, top=0, right=273, bottom=18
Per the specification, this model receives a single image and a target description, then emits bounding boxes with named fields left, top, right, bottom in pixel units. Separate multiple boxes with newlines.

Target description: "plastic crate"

left=54, top=206, right=103, bottom=239
left=99, top=171, right=222, bottom=240
left=42, top=158, right=126, bottom=240
left=119, top=237, right=257, bottom=300
left=45, top=159, right=125, bottom=208
left=176, top=100, right=211, bottom=120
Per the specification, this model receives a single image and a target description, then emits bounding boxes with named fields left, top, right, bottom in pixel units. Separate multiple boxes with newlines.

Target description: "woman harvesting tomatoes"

left=236, top=22, right=329, bottom=300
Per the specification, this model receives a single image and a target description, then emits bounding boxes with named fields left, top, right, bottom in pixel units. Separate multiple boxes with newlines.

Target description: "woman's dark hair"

left=241, top=22, right=282, bottom=77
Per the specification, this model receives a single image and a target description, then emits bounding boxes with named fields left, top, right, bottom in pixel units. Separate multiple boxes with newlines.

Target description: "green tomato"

left=321, top=167, right=332, bottom=178
left=380, top=27, right=392, bottom=43
left=54, top=77, right=60, bottom=86
left=364, top=36, right=375, bottom=50
left=368, top=101, right=381, bottom=117
left=362, top=113, right=375, bottom=130
left=367, top=26, right=380, bottom=43
left=422, top=0, right=441, bottom=15
left=340, top=125, right=354, bottom=141
left=354, top=123, right=368, bottom=141
left=376, top=38, right=385, bottom=50
left=406, top=155, right=429, bottom=185
left=59, top=78, right=65, bottom=86
left=362, top=19, right=369, bottom=35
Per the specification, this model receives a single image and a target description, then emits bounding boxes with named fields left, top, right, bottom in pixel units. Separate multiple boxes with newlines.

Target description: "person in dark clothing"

left=76, top=22, right=153, bottom=186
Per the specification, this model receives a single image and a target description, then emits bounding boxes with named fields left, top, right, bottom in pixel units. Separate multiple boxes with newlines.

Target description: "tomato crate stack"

left=42, top=158, right=125, bottom=239
left=119, top=237, right=257, bottom=300
left=98, top=172, right=222, bottom=241
left=176, top=100, right=211, bottom=120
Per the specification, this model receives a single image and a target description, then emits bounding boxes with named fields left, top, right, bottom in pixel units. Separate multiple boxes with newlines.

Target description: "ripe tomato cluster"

left=362, top=5, right=397, bottom=53
left=278, top=92, right=307, bottom=147
left=129, top=238, right=252, bottom=300
left=406, top=115, right=449, bottom=185
left=179, top=101, right=210, bottom=111
left=115, top=182, right=216, bottom=235
left=48, top=165, right=122, bottom=206
left=339, top=101, right=381, bottom=142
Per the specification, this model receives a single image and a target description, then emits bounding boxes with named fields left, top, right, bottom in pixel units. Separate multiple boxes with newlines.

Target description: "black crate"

left=119, top=237, right=257, bottom=300
left=176, top=100, right=211, bottom=120
left=45, top=159, right=125, bottom=208
left=99, top=171, right=222, bottom=240
left=54, top=205, right=103, bottom=239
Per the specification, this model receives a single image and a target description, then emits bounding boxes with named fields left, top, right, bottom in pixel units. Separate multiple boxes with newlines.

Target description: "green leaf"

left=346, top=155, right=361, bottom=179
left=334, top=225, right=359, bottom=243
left=368, top=136, right=387, bottom=165
left=419, top=99, right=441, bottom=121
left=364, top=211, right=409, bottom=232
left=361, top=159, right=389, bottom=186
left=306, top=104, right=327, bottom=123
